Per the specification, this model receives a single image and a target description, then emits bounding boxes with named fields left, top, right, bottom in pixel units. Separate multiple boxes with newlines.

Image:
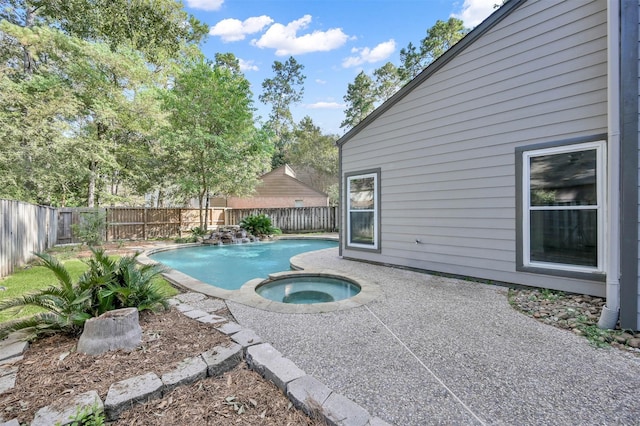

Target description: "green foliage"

left=71, top=210, right=106, bottom=246
left=0, top=1, right=205, bottom=207
left=161, top=57, right=273, bottom=228
left=0, top=250, right=169, bottom=339
left=341, top=71, right=376, bottom=130
left=579, top=325, right=613, bottom=348
left=190, top=226, right=209, bottom=238
left=287, top=116, right=338, bottom=203
left=240, top=214, right=282, bottom=236
left=259, top=57, right=306, bottom=166
left=62, top=403, right=105, bottom=426
left=0, top=258, right=86, bottom=323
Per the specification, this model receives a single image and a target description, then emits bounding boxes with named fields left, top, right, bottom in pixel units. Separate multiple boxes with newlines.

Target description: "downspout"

left=598, top=0, right=621, bottom=329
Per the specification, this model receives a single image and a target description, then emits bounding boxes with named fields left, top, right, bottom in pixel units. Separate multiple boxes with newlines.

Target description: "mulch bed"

left=0, top=308, right=322, bottom=425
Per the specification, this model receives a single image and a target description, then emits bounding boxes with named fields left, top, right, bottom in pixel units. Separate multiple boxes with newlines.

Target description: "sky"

left=182, top=0, right=499, bottom=135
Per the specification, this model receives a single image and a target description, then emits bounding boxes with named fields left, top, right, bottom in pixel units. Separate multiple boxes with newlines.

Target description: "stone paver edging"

left=0, top=292, right=390, bottom=426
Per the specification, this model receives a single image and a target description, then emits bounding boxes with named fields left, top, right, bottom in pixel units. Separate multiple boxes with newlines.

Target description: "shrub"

left=0, top=249, right=168, bottom=339
left=239, top=214, right=282, bottom=236
left=190, top=226, right=209, bottom=238
left=71, top=210, right=106, bottom=246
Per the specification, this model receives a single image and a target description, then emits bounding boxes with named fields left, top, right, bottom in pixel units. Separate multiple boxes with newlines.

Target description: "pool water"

left=256, top=276, right=360, bottom=304
left=150, top=239, right=338, bottom=290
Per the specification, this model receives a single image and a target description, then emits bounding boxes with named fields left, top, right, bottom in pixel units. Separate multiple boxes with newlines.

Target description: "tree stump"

left=77, top=308, right=142, bottom=355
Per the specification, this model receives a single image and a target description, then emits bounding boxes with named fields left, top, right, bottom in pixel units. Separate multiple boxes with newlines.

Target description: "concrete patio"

left=226, top=247, right=640, bottom=425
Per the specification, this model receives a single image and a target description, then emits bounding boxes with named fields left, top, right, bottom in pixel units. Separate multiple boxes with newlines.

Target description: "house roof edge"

left=336, top=0, right=528, bottom=147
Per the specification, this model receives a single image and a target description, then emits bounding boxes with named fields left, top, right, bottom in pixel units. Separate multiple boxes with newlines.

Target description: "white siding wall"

left=342, top=0, right=608, bottom=295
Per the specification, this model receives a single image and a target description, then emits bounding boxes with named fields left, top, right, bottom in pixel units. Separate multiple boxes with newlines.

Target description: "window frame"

left=516, top=137, right=606, bottom=280
left=345, top=169, right=381, bottom=252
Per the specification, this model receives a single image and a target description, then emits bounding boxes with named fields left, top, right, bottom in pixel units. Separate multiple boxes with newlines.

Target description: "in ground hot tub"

left=256, top=275, right=361, bottom=304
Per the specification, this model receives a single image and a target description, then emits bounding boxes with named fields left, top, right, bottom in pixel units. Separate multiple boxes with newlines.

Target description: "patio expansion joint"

left=363, top=305, right=487, bottom=426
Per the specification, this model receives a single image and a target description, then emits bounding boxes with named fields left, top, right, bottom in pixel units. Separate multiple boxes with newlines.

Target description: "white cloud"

left=238, top=58, right=258, bottom=72
left=185, top=0, right=224, bottom=11
left=315, top=79, right=327, bottom=85
left=210, top=16, right=274, bottom=42
left=451, top=0, right=497, bottom=28
left=342, top=39, right=396, bottom=68
left=252, top=15, right=349, bottom=56
left=306, top=102, right=344, bottom=109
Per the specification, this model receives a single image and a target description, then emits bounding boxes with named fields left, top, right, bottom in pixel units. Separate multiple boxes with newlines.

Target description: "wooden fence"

left=227, top=207, right=338, bottom=233
left=0, top=199, right=57, bottom=278
left=57, top=207, right=227, bottom=244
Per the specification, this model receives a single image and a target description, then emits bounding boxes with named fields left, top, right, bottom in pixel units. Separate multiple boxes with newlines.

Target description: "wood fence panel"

left=57, top=207, right=228, bottom=243
left=228, top=207, right=338, bottom=233
left=55, top=206, right=335, bottom=245
left=0, top=199, right=57, bottom=278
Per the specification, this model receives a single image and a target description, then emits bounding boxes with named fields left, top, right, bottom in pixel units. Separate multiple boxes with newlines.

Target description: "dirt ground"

left=0, top=307, right=323, bottom=425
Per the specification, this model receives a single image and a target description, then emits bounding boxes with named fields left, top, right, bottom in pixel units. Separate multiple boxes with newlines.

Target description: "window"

left=519, top=140, right=605, bottom=275
left=295, top=200, right=304, bottom=208
left=346, top=170, right=379, bottom=250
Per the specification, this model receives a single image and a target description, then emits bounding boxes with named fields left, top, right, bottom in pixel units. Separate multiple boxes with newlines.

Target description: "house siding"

left=341, top=0, right=608, bottom=295
left=636, top=0, right=640, bottom=329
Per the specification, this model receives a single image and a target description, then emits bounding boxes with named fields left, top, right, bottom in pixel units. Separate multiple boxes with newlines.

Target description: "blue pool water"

left=256, top=276, right=360, bottom=304
left=150, top=239, right=338, bottom=290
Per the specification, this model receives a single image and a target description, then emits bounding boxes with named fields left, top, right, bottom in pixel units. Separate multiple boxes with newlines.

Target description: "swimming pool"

left=149, top=239, right=338, bottom=290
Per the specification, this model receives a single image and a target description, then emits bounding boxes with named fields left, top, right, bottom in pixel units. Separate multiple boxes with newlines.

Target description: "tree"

left=341, top=71, right=376, bottom=130
left=288, top=116, right=339, bottom=205
left=421, top=18, right=467, bottom=64
left=373, top=62, right=401, bottom=103
left=214, top=52, right=241, bottom=74
left=0, top=0, right=206, bottom=206
left=162, top=59, right=273, bottom=228
left=398, top=18, right=467, bottom=83
left=259, top=56, right=306, bottom=167
left=398, top=42, right=423, bottom=83
left=18, top=0, right=208, bottom=65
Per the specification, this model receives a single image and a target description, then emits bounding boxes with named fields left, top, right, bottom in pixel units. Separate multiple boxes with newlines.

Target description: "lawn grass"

left=0, top=254, right=178, bottom=324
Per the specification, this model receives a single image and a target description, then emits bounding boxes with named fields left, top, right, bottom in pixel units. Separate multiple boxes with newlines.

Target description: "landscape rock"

left=0, top=339, right=28, bottom=363
left=161, top=356, right=208, bottom=393
left=368, top=417, right=393, bottom=426
left=181, top=308, right=210, bottom=320
left=322, top=392, right=371, bottom=426
left=231, top=328, right=262, bottom=348
left=31, top=390, right=103, bottom=426
left=196, top=314, right=227, bottom=324
left=77, top=308, right=142, bottom=355
left=0, top=372, right=16, bottom=395
left=246, top=343, right=305, bottom=391
left=201, top=343, right=243, bottom=377
left=104, top=372, right=163, bottom=420
left=627, top=338, right=640, bottom=348
left=216, top=321, right=243, bottom=335
left=174, top=292, right=207, bottom=303
left=287, top=375, right=332, bottom=417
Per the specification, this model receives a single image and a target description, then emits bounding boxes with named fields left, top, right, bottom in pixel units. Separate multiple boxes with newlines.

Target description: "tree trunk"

left=88, top=160, right=97, bottom=208
left=204, top=190, right=210, bottom=231
left=157, top=189, right=164, bottom=207
left=22, top=7, right=36, bottom=75
left=198, top=191, right=205, bottom=230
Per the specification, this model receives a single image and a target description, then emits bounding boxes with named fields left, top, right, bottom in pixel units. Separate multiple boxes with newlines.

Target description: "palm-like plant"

left=100, top=255, right=170, bottom=312
left=0, top=249, right=169, bottom=340
left=0, top=253, right=94, bottom=339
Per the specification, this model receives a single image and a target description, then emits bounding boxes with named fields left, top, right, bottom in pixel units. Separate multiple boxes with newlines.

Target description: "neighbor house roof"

left=336, top=0, right=527, bottom=147
left=253, top=164, right=328, bottom=198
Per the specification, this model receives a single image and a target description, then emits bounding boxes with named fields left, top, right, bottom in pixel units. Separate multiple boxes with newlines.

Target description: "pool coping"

left=137, top=237, right=381, bottom=314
